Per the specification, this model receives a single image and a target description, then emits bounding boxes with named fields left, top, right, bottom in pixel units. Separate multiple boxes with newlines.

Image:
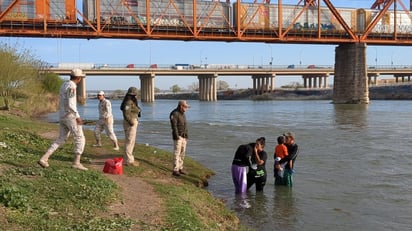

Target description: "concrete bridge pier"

left=394, top=74, right=412, bottom=83
left=303, top=74, right=329, bottom=88
left=77, top=76, right=87, bottom=105
left=368, top=73, right=379, bottom=85
left=198, top=74, right=217, bottom=101
left=333, top=43, right=369, bottom=104
left=140, top=74, right=155, bottom=102
left=252, top=74, right=275, bottom=95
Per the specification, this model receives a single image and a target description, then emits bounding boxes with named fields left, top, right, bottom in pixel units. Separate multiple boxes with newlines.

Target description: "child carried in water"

left=274, top=135, right=288, bottom=178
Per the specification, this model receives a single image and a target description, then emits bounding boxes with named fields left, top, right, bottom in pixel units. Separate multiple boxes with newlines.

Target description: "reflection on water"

left=232, top=192, right=271, bottom=228
left=272, top=187, right=298, bottom=230
left=232, top=187, right=299, bottom=231
left=333, top=104, right=368, bottom=129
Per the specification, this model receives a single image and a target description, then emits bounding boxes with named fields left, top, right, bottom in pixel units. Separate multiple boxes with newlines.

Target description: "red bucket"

left=103, top=157, right=123, bottom=175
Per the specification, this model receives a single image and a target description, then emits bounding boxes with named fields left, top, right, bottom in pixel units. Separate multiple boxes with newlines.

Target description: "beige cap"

left=283, top=132, right=295, bottom=139
left=178, top=100, right=190, bottom=108
left=71, top=68, right=85, bottom=77
left=98, top=91, right=104, bottom=95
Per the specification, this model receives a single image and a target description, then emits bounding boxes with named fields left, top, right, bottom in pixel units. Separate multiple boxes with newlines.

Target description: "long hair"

left=120, top=94, right=138, bottom=111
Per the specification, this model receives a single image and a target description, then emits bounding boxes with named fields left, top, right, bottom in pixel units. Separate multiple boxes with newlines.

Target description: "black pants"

left=247, top=173, right=267, bottom=191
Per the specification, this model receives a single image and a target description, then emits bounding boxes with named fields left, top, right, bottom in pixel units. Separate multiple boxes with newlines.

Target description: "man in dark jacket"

left=170, top=100, right=189, bottom=176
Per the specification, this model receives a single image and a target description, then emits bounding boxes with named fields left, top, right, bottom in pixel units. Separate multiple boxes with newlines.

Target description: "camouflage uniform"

left=121, top=87, right=141, bottom=165
left=94, top=94, right=118, bottom=149
left=39, top=69, right=87, bottom=170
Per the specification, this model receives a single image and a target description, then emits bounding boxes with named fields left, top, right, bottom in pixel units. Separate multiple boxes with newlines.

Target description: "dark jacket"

left=169, top=107, right=188, bottom=140
left=279, top=143, right=298, bottom=170
left=232, top=143, right=254, bottom=167
left=120, top=95, right=141, bottom=125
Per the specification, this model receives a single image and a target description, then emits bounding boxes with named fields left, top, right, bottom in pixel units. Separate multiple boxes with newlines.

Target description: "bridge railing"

left=47, top=63, right=412, bottom=71
left=48, top=63, right=335, bottom=70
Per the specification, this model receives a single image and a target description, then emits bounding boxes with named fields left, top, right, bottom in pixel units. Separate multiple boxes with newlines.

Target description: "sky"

left=1, top=0, right=412, bottom=91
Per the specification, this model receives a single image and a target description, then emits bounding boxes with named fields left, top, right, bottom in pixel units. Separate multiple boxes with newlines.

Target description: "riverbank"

left=153, top=83, right=412, bottom=101
left=0, top=112, right=247, bottom=230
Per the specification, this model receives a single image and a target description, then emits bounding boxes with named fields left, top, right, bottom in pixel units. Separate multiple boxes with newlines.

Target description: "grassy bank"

left=0, top=113, right=247, bottom=231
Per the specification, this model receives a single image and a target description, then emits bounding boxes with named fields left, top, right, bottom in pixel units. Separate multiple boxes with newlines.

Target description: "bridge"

left=3, top=0, right=412, bottom=103
left=48, top=63, right=412, bottom=102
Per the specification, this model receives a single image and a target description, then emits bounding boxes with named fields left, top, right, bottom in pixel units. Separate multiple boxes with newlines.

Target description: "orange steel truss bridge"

left=1, top=0, right=412, bottom=45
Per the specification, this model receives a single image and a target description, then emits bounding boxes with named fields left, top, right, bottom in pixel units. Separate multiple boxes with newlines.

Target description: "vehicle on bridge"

left=172, top=64, right=193, bottom=70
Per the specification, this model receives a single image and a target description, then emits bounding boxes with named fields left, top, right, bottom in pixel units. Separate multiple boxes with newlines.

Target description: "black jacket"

left=169, top=107, right=188, bottom=140
left=279, top=143, right=298, bottom=170
left=232, top=143, right=254, bottom=167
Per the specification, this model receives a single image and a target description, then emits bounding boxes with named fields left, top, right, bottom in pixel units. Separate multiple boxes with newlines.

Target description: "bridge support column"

left=252, top=74, right=275, bottom=95
left=140, top=74, right=155, bottom=102
left=303, top=74, right=329, bottom=88
left=77, top=76, right=87, bottom=105
left=368, top=73, right=379, bottom=85
left=323, top=74, right=329, bottom=88
left=395, top=74, right=412, bottom=83
left=303, top=76, right=308, bottom=88
left=198, top=74, right=217, bottom=101
left=333, top=43, right=369, bottom=104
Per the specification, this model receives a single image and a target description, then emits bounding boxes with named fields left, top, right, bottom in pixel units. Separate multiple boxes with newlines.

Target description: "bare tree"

left=217, top=80, right=229, bottom=90
left=188, top=82, right=199, bottom=92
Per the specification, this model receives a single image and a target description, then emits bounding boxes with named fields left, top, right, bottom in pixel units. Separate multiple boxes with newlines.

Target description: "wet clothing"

left=120, top=95, right=141, bottom=164
left=231, top=143, right=254, bottom=194
left=170, top=107, right=188, bottom=172
left=232, top=143, right=254, bottom=167
left=280, top=143, right=298, bottom=170
left=94, top=98, right=118, bottom=145
left=274, top=143, right=288, bottom=178
left=231, top=165, right=248, bottom=194
left=277, top=143, right=299, bottom=187
left=247, top=150, right=268, bottom=191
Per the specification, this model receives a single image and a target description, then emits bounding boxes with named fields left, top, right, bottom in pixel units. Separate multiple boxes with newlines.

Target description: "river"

left=47, top=99, right=412, bottom=230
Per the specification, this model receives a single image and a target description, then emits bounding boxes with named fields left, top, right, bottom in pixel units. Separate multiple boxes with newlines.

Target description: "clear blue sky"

left=1, top=0, right=411, bottom=90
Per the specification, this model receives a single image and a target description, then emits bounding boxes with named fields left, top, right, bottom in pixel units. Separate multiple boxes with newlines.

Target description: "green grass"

left=0, top=113, right=247, bottom=230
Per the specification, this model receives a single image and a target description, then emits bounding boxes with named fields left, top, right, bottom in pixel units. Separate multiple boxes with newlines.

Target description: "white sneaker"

left=92, top=143, right=102, bottom=147
left=72, top=163, right=88, bottom=171
left=113, top=146, right=119, bottom=151
left=38, top=159, right=49, bottom=168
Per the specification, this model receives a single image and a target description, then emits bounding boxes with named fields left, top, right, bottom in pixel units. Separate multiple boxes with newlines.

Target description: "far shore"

left=87, top=83, right=412, bottom=101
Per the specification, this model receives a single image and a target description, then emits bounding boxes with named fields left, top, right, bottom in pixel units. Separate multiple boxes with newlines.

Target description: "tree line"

left=0, top=42, right=63, bottom=117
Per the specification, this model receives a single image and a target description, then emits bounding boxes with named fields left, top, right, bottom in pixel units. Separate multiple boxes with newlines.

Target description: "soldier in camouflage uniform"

left=120, top=87, right=141, bottom=166
left=93, top=90, right=119, bottom=150
left=38, top=69, right=87, bottom=171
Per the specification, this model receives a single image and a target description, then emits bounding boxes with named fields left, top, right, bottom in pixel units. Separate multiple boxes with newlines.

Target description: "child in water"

left=274, top=135, right=288, bottom=178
